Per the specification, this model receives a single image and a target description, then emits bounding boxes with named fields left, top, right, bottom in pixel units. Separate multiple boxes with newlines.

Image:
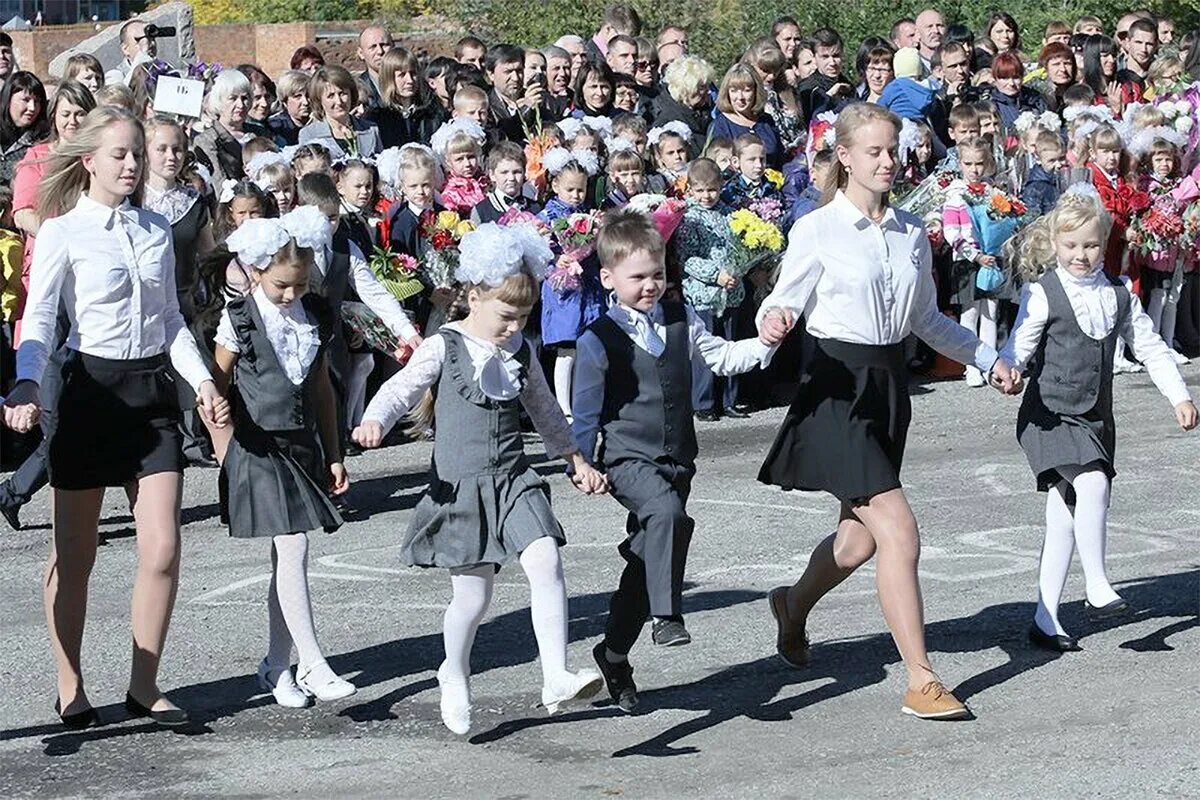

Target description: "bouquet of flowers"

left=962, top=182, right=1030, bottom=256
left=369, top=245, right=425, bottom=302
left=748, top=196, right=785, bottom=226
left=899, top=169, right=956, bottom=221
left=764, top=169, right=785, bottom=191
left=625, top=193, right=687, bottom=242
left=730, top=207, right=785, bottom=274
left=420, top=209, right=475, bottom=288
left=342, top=301, right=401, bottom=356
left=1129, top=178, right=1186, bottom=269
left=497, top=206, right=551, bottom=235
left=524, top=130, right=561, bottom=199
left=551, top=211, right=602, bottom=261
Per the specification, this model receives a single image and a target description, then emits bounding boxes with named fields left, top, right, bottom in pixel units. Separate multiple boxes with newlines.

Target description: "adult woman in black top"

left=375, top=47, right=439, bottom=147
left=567, top=61, right=616, bottom=118
left=0, top=71, right=48, bottom=186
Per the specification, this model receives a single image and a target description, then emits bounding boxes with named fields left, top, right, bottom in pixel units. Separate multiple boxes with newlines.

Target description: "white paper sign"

left=153, top=75, right=205, bottom=118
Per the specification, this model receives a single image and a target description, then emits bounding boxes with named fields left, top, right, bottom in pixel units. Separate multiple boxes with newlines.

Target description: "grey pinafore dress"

left=1016, top=269, right=1129, bottom=496
left=221, top=294, right=343, bottom=538
left=401, top=329, right=565, bottom=570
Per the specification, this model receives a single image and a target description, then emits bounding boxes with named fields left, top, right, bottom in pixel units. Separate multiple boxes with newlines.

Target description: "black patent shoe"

left=1028, top=624, right=1081, bottom=652
left=54, top=699, right=100, bottom=730
left=0, top=497, right=21, bottom=531
left=1086, top=597, right=1131, bottom=619
left=124, top=693, right=190, bottom=726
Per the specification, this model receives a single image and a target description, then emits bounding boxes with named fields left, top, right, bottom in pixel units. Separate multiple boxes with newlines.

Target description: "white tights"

left=1034, top=465, right=1123, bottom=636
left=440, top=537, right=569, bottom=687
left=265, top=533, right=335, bottom=679
left=960, top=299, right=997, bottom=374
left=1145, top=288, right=1180, bottom=350
left=553, top=354, right=575, bottom=419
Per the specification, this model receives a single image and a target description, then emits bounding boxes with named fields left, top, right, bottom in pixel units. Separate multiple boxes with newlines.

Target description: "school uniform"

left=1002, top=267, right=1189, bottom=498
left=756, top=191, right=996, bottom=504
left=469, top=190, right=542, bottom=225
left=215, top=290, right=342, bottom=537
left=362, top=324, right=577, bottom=568
left=572, top=299, right=768, bottom=653
left=15, top=196, right=212, bottom=489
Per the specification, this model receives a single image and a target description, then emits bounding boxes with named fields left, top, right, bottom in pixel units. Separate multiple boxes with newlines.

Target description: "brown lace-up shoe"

left=901, top=681, right=970, bottom=720
left=768, top=587, right=809, bottom=668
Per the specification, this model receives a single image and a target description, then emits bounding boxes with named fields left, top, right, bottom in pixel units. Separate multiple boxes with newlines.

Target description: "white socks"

left=553, top=354, right=575, bottom=419
left=1034, top=466, right=1122, bottom=635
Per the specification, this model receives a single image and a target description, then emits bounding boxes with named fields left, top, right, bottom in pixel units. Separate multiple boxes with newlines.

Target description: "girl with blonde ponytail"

left=756, top=101, right=1022, bottom=721
left=999, top=185, right=1197, bottom=651
left=2, top=107, right=231, bottom=729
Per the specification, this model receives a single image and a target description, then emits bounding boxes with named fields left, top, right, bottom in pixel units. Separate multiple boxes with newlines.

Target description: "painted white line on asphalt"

left=691, top=498, right=826, bottom=514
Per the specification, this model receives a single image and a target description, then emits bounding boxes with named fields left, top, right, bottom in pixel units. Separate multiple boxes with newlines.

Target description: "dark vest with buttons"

left=228, top=293, right=331, bottom=434
left=312, top=226, right=353, bottom=385
left=590, top=301, right=698, bottom=468
left=1025, top=269, right=1130, bottom=417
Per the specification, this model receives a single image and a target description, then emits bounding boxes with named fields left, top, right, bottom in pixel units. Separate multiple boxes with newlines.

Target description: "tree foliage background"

left=450, top=0, right=1200, bottom=73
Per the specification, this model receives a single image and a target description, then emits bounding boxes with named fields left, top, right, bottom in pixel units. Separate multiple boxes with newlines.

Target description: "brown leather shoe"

left=901, top=681, right=970, bottom=720
left=768, top=587, right=809, bottom=668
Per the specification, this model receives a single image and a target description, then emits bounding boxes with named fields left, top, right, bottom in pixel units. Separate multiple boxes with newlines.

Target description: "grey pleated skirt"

left=402, top=465, right=565, bottom=571
left=221, top=430, right=342, bottom=538
left=1017, top=404, right=1116, bottom=497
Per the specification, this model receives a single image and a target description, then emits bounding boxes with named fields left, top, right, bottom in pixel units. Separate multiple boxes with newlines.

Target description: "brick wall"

left=10, top=18, right=460, bottom=81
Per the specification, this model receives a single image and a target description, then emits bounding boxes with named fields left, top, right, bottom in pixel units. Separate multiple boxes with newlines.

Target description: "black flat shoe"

left=722, top=407, right=750, bottom=419
left=124, top=693, right=190, bottom=726
left=54, top=699, right=100, bottom=730
left=1028, top=624, right=1081, bottom=652
left=1086, top=598, right=1130, bottom=619
left=0, top=498, right=21, bottom=531
left=592, top=641, right=638, bottom=713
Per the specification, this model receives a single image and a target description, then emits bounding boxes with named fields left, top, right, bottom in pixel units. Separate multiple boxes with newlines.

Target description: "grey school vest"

left=430, top=328, right=532, bottom=481
left=228, top=294, right=330, bottom=433
left=1029, top=269, right=1130, bottom=417
left=591, top=301, right=698, bottom=468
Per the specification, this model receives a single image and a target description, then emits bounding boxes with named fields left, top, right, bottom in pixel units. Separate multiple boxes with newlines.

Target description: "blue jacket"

left=879, top=78, right=935, bottom=121
left=1020, top=164, right=1061, bottom=217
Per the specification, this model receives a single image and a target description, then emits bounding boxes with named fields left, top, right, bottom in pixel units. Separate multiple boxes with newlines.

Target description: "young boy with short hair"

left=572, top=209, right=769, bottom=712
left=470, top=141, right=541, bottom=224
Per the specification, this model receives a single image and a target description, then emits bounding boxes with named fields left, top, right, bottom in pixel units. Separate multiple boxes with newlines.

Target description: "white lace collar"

left=143, top=183, right=200, bottom=225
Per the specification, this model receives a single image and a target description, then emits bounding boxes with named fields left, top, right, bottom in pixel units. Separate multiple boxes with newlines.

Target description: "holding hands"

left=197, top=380, right=231, bottom=428
left=567, top=452, right=609, bottom=495
left=988, top=359, right=1023, bottom=395
left=759, top=307, right=795, bottom=347
left=2, top=381, right=41, bottom=432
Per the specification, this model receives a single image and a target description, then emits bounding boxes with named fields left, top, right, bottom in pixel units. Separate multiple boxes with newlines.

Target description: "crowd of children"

left=1, top=5, right=1200, bottom=736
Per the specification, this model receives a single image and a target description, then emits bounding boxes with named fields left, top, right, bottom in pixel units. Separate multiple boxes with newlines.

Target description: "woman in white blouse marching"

left=755, top=103, right=1020, bottom=721
left=2, top=108, right=230, bottom=729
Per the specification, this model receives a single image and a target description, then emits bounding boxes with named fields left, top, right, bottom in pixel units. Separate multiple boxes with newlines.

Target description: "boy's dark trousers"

left=603, top=457, right=695, bottom=655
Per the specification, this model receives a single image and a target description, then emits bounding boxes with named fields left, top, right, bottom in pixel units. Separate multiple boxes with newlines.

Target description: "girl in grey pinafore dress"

left=1000, top=205, right=1196, bottom=651
left=354, top=233, right=606, bottom=736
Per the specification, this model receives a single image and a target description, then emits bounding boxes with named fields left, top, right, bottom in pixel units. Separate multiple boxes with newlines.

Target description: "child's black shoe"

left=592, top=641, right=638, bottom=713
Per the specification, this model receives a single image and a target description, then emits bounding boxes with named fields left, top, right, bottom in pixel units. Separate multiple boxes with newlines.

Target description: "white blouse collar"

left=831, top=190, right=901, bottom=232
left=1055, top=264, right=1106, bottom=287
left=445, top=321, right=525, bottom=401
left=75, top=193, right=137, bottom=226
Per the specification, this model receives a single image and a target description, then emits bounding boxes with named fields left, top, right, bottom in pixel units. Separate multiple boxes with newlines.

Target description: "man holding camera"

left=104, top=19, right=159, bottom=84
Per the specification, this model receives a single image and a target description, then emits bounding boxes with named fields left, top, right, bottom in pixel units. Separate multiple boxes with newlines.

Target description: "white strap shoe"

left=295, top=661, right=357, bottom=702
left=257, top=660, right=310, bottom=709
left=541, top=669, right=603, bottom=715
left=436, top=662, right=472, bottom=735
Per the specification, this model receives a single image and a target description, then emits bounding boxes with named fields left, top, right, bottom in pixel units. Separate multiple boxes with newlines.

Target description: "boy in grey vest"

left=572, top=210, right=771, bottom=712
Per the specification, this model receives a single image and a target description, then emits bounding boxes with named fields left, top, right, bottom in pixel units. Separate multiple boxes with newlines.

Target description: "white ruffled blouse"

left=215, top=288, right=321, bottom=386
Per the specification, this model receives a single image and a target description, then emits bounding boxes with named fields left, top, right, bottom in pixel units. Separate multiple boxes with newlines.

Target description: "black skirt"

left=759, top=338, right=911, bottom=505
left=47, top=351, right=184, bottom=490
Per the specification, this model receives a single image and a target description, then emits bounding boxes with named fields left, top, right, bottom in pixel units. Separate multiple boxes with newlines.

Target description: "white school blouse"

left=16, top=195, right=211, bottom=391
left=999, top=266, right=1191, bottom=406
left=313, top=238, right=419, bottom=343
left=361, top=323, right=576, bottom=457
left=759, top=191, right=997, bottom=373
left=215, top=288, right=321, bottom=386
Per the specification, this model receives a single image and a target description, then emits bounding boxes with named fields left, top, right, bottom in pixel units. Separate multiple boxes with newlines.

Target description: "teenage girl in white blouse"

left=3, top=108, right=230, bottom=728
left=756, top=103, right=1021, bottom=720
